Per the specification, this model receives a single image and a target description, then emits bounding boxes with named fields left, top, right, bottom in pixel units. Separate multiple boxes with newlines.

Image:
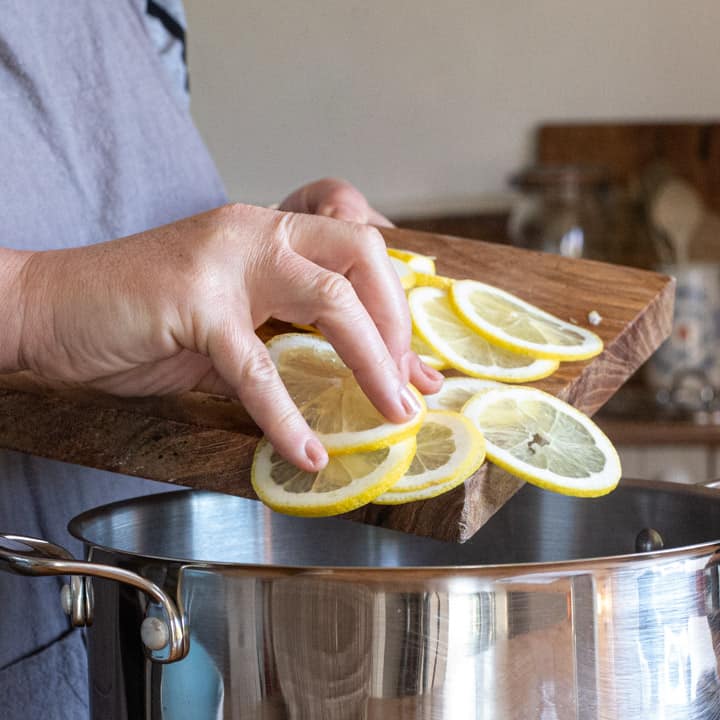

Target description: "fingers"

left=277, top=213, right=440, bottom=401
left=278, top=178, right=392, bottom=227
left=207, top=315, right=328, bottom=472
left=367, top=207, right=395, bottom=228
left=406, top=351, right=444, bottom=395
left=286, top=215, right=412, bottom=372
left=269, top=255, right=420, bottom=424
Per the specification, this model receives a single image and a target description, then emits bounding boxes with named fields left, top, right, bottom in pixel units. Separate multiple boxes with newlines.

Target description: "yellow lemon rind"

left=322, top=389, right=426, bottom=455
left=408, top=287, right=559, bottom=383
left=481, top=451, right=620, bottom=498
left=417, top=353, right=448, bottom=371
left=411, top=332, right=449, bottom=371
left=424, top=377, right=504, bottom=412
left=373, top=467, right=471, bottom=505
left=267, top=333, right=427, bottom=455
left=291, top=323, right=322, bottom=334
left=414, top=272, right=454, bottom=290
left=251, top=436, right=417, bottom=517
left=450, top=279, right=604, bottom=362
left=463, top=387, right=621, bottom=498
left=412, top=316, right=558, bottom=383
left=387, top=248, right=437, bottom=275
left=387, top=411, right=486, bottom=493
left=388, top=256, right=417, bottom=290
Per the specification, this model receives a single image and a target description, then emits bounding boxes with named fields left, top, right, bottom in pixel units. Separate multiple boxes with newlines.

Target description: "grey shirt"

left=0, top=2, right=226, bottom=716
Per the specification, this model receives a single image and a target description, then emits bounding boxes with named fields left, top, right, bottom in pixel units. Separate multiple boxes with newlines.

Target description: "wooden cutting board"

left=0, top=227, right=674, bottom=542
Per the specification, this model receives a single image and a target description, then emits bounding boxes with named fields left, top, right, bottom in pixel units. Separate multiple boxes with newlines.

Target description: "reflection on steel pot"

left=4, top=479, right=720, bottom=719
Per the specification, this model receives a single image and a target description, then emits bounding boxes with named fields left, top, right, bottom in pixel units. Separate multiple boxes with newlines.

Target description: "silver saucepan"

left=3, top=478, right=720, bottom=719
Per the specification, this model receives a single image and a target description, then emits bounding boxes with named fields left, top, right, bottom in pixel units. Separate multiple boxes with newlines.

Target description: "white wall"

left=185, top=0, right=720, bottom=218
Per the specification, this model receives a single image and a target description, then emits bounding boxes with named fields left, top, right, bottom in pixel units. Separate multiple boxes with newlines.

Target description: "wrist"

left=0, top=248, right=35, bottom=372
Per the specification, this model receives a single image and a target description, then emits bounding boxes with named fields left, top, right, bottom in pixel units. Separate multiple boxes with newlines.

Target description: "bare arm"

left=0, top=248, right=33, bottom=373
left=8, top=203, right=442, bottom=472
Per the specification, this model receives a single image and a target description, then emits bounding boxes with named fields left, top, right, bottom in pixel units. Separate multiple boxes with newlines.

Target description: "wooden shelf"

left=596, top=413, right=720, bottom=446
left=595, top=377, right=720, bottom=446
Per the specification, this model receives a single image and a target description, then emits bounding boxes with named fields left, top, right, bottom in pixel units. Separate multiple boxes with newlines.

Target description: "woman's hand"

left=278, top=178, right=394, bottom=227
left=13, top=203, right=442, bottom=471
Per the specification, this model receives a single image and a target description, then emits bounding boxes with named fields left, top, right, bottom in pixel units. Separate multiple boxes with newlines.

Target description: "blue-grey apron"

left=0, top=2, right=227, bottom=717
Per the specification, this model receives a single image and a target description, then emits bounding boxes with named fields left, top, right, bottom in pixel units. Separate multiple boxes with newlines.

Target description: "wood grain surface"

left=0, top=227, right=675, bottom=541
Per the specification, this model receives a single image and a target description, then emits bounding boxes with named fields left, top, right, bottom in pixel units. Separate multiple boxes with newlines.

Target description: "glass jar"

left=508, top=165, right=609, bottom=259
left=507, top=165, right=668, bottom=269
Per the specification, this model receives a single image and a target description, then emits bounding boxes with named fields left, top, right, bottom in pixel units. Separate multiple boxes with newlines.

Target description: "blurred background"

left=184, top=0, right=720, bottom=485
left=184, top=0, right=718, bottom=215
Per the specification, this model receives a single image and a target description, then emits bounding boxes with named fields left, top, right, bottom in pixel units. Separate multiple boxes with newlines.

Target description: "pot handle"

left=0, top=533, right=188, bottom=663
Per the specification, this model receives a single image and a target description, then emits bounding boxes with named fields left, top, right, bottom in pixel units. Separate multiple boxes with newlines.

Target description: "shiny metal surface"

left=0, top=533, right=188, bottom=663
left=70, top=478, right=720, bottom=567
left=63, top=479, right=720, bottom=718
left=0, top=534, right=90, bottom=627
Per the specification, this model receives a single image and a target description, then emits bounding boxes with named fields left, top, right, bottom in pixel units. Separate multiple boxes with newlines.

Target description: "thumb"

left=317, top=200, right=370, bottom=224
left=280, top=178, right=371, bottom=224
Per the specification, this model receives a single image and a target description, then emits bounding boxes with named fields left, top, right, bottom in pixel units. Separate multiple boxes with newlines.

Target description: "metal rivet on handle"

left=141, top=616, right=170, bottom=651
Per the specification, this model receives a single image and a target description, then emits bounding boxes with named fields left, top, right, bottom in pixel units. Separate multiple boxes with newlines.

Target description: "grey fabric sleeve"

left=143, top=0, right=190, bottom=107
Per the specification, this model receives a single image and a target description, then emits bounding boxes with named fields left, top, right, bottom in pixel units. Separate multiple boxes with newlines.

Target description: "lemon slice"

left=386, top=410, right=485, bottom=494
left=388, top=248, right=436, bottom=275
left=450, top=280, right=603, bottom=361
left=267, top=333, right=426, bottom=454
left=463, top=387, right=621, bottom=497
left=425, top=377, right=503, bottom=412
left=374, top=471, right=469, bottom=505
left=413, top=272, right=454, bottom=290
left=291, top=322, right=321, bottom=334
left=411, top=332, right=448, bottom=371
left=408, top=287, right=559, bottom=382
left=252, top=436, right=416, bottom=516
left=290, top=324, right=448, bottom=372
left=389, top=256, right=417, bottom=290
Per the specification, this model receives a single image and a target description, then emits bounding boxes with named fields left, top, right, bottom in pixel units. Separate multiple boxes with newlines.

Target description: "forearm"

left=0, top=247, right=33, bottom=372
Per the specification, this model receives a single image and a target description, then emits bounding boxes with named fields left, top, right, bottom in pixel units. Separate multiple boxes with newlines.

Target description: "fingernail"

left=398, top=385, right=422, bottom=418
left=304, top=438, right=328, bottom=470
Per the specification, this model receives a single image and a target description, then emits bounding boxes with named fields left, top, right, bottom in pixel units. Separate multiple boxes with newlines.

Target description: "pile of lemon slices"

left=251, top=248, right=621, bottom=517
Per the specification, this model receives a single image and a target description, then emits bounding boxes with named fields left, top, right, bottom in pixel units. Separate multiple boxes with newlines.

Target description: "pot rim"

left=68, top=478, right=720, bottom=575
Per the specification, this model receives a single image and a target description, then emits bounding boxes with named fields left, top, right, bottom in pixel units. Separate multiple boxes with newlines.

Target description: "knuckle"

left=268, top=406, right=305, bottom=435
left=209, top=202, right=256, bottom=243
left=315, top=271, right=354, bottom=308
left=222, top=201, right=254, bottom=224
left=238, top=347, right=278, bottom=389
left=355, top=224, right=386, bottom=254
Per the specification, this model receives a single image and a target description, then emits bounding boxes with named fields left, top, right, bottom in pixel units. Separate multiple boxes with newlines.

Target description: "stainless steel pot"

left=4, top=478, right=720, bottom=719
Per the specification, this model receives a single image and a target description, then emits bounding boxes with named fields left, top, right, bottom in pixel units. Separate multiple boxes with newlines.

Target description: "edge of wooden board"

left=0, top=229, right=676, bottom=542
